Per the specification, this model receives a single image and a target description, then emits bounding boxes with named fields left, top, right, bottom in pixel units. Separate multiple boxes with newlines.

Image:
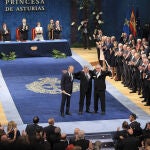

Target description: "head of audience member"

left=142, top=38, right=147, bottom=44
left=2, top=23, right=7, bottom=29
left=55, top=20, right=60, bottom=26
left=0, top=134, right=9, bottom=144
left=131, top=39, right=136, bottom=47
left=129, top=34, right=133, bottom=41
left=50, top=19, right=54, bottom=24
left=111, top=36, right=116, bottom=43
left=48, top=118, right=55, bottom=126
left=106, top=36, right=111, bottom=44
left=137, top=39, right=142, bottom=45
left=94, top=141, right=102, bottom=150
left=22, top=18, right=26, bottom=25
left=95, top=64, right=102, bottom=73
left=118, top=43, right=123, bottom=51
left=33, top=116, right=39, bottom=124
left=73, top=128, right=80, bottom=140
left=97, top=29, right=103, bottom=36
left=68, top=65, right=74, bottom=74
left=129, top=113, right=137, bottom=122
left=77, top=130, right=85, bottom=140
left=37, top=22, right=41, bottom=27
left=122, top=121, right=129, bottom=130
left=7, top=120, right=17, bottom=132
left=134, top=52, right=140, bottom=60
left=131, top=49, right=136, bottom=56
left=127, top=128, right=134, bottom=136
left=144, top=122, right=150, bottom=130
left=123, top=44, right=127, bottom=51
left=0, top=123, right=5, bottom=139
left=113, top=41, right=118, bottom=48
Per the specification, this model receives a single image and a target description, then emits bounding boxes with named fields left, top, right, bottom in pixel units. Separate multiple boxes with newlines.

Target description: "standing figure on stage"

left=47, top=19, right=54, bottom=40
left=54, top=20, right=62, bottom=39
left=1, top=23, right=11, bottom=41
left=93, top=62, right=112, bottom=114
left=19, top=18, right=29, bottom=41
left=60, top=65, right=74, bottom=117
left=34, top=22, right=44, bottom=41
left=81, top=20, right=90, bottom=50
left=74, top=66, right=93, bottom=114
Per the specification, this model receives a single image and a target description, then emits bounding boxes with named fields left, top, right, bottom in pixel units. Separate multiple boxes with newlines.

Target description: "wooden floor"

left=72, top=48, right=150, bottom=115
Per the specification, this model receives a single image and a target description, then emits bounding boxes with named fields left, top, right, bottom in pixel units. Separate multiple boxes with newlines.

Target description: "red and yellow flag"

left=129, top=9, right=137, bottom=37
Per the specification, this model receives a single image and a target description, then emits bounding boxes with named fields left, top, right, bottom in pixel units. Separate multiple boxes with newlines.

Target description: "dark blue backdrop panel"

left=0, top=40, right=72, bottom=58
left=0, top=0, right=71, bottom=40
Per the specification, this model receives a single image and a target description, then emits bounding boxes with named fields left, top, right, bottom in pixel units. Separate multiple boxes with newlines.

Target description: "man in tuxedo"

left=60, top=65, right=74, bottom=117
left=74, top=66, right=93, bottom=114
left=93, top=63, right=111, bottom=114
left=18, top=18, right=29, bottom=41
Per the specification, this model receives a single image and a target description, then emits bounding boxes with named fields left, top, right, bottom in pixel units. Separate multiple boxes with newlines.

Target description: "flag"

left=136, top=7, right=142, bottom=38
left=123, top=8, right=130, bottom=35
left=129, top=9, right=137, bottom=37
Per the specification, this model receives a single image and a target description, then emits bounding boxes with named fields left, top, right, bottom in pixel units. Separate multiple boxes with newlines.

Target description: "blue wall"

left=101, top=0, right=150, bottom=39
left=0, top=0, right=71, bottom=40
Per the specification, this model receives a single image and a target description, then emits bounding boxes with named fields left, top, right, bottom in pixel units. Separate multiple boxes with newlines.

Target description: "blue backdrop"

left=0, top=0, right=71, bottom=40
left=101, top=0, right=150, bottom=39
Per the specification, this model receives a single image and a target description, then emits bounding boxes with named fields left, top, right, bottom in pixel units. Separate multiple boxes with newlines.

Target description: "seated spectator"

left=74, top=130, right=93, bottom=150
left=53, top=133, right=68, bottom=150
left=142, top=122, right=150, bottom=146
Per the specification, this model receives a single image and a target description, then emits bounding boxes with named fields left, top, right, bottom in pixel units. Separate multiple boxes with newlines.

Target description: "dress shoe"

left=61, top=113, right=65, bottom=117
left=86, top=110, right=91, bottom=113
left=92, top=111, right=98, bottom=114
left=140, top=96, right=144, bottom=98
left=66, top=112, right=72, bottom=115
left=141, top=100, right=146, bottom=103
left=130, top=90, right=136, bottom=93
left=101, top=111, right=105, bottom=115
left=138, top=91, right=141, bottom=95
left=78, top=112, right=83, bottom=115
left=144, top=104, right=150, bottom=106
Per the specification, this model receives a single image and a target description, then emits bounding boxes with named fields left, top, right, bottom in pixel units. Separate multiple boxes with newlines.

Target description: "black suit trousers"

left=94, top=90, right=105, bottom=112
left=79, top=88, right=91, bottom=112
left=60, top=93, right=71, bottom=113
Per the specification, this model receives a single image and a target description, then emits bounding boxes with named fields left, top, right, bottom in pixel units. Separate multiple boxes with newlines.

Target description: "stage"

left=0, top=39, right=72, bottom=58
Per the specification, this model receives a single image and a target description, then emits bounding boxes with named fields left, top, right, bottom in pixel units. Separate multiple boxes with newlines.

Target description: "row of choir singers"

left=0, top=18, right=62, bottom=41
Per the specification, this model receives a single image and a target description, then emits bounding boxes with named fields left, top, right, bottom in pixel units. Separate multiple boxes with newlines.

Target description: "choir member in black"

left=60, top=65, right=74, bottom=117
left=1, top=23, right=11, bottom=41
left=92, top=62, right=112, bottom=114
left=119, top=32, right=128, bottom=44
left=74, top=66, right=93, bottom=114
left=81, top=20, right=90, bottom=50
left=18, top=18, right=29, bottom=41
left=47, top=19, right=54, bottom=40
left=54, top=20, right=62, bottom=39
left=143, top=63, right=150, bottom=106
left=129, top=53, right=142, bottom=94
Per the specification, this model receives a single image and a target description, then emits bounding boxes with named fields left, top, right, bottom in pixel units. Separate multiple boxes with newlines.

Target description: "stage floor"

left=0, top=50, right=149, bottom=136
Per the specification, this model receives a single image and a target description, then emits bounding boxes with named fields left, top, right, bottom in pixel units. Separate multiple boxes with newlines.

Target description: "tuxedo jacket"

left=93, top=70, right=111, bottom=91
left=61, top=72, right=73, bottom=94
left=74, top=70, right=93, bottom=92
